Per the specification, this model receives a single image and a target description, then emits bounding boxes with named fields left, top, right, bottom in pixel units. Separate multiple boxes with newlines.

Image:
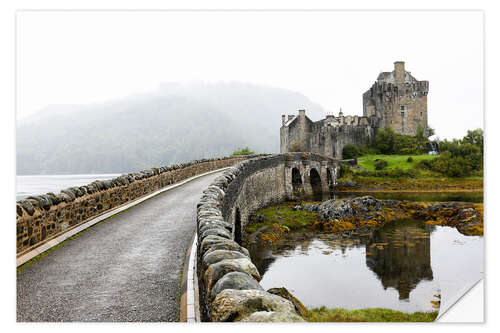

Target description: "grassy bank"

left=336, top=176, right=483, bottom=192
left=304, top=306, right=438, bottom=322
left=338, top=154, right=483, bottom=192
left=357, top=154, right=438, bottom=171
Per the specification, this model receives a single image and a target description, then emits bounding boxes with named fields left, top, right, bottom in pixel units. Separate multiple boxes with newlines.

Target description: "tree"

left=342, top=144, right=360, bottom=159
left=461, top=129, right=483, bottom=153
left=373, top=127, right=396, bottom=154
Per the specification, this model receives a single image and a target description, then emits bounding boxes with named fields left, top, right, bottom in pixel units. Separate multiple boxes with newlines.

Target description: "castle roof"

left=284, top=115, right=297, bottom=126
left=377, top=70, right=418, bottom=84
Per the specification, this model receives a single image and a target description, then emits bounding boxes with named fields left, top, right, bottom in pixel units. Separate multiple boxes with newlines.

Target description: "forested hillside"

left=17, top=82, right=324, bottom=174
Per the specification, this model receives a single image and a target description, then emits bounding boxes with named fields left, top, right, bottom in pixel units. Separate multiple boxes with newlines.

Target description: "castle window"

left=400, top=105, right=405, bottom=111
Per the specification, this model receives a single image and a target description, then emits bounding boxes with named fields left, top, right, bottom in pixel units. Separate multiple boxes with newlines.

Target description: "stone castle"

left=280, top=61, right=429, bottom=159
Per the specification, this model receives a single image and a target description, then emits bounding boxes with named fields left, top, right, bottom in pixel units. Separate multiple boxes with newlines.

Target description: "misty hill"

left=17, top=82, right=325, bottom=175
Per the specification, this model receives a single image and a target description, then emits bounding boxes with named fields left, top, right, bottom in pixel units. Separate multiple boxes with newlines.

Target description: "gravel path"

left=17, top=171, right=223, bottom=322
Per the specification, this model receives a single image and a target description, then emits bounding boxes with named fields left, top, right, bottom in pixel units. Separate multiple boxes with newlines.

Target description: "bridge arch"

left=291, top=167, right=303, bottom=196
left=326, top=167, right=334, bottom=190
left=309, top=168, right=322, bottom=197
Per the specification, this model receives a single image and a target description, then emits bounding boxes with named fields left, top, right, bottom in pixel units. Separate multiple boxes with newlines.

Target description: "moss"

left=303, top=306, right=438, bottom=322
left=248, top=202, right=319, bottom=233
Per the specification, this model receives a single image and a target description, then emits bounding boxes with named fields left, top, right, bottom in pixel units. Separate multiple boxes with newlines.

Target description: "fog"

left=16, top=11, right=483, bottom=174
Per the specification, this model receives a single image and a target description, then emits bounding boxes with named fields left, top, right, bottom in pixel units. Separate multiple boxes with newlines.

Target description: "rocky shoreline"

left=300, top=196, right=483, bottom=236
left=247, top=196, right=483, bottom=248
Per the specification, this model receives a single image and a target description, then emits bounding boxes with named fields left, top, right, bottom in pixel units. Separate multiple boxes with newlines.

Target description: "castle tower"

left=362, top=61, right=429, bottom=136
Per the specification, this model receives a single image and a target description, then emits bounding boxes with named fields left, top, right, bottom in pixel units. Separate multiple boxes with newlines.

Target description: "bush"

left=338, top=163, right=353, bottom=179
left=407, top=156, right=414, bottom=163
left=374, top=159, right=388, bottom=170
left=373, top=128, right=396, bottom=154
left=358, top=145, right=378, bottom=156
left=420, top=129, right=483, bottom=177
left=373, top=126, right=430, bottom=155
left=342, top=144, right=360, bottom=159
left=231, top=147, right=255, bottom=156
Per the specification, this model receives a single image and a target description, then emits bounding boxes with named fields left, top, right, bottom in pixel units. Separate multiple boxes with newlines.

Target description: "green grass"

left=246, top=203, right=318, bottom=233
left=304, top=306, right=438, bottom=322
left=358, top=154, right=438, bottom=171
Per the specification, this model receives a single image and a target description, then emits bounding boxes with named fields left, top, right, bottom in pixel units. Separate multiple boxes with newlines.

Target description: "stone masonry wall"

left=16, top=156, right=256, bottom=256
left=196, top=153, right=338, bottom=322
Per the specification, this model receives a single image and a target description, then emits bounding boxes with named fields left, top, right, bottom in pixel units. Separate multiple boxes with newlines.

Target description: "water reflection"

left=248, top=220, right=455, bottom=312
left=365, top=220, right=435, bottom=300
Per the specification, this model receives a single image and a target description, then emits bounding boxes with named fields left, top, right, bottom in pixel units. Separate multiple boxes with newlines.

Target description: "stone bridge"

left=197, top=153, right=339, bottom=321
left=16, top=153, right=338, bottom=322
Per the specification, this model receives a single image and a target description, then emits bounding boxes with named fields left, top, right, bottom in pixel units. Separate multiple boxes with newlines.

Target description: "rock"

left=18, top=200, right=35, bottom=216
left=210, top=271, right=263, bottom=300
left=61, top=189, right=76, bottom=201
left=199, top=227, right=232, bottom=241
left=16, top=204, right=23, bottom=216
left=202, top=250, right=248, bottom=272
left=26, top=196, right=52, bottom=211
left=204, top=258, right=260, bottom=292
left=57, top=192, right=73, bottom=203
left=240, top=311, right=305, bottom=322
left=202, top=241, right=250, bottom=258
left=199, top=236, right=233, bottom=256
left=267, top=287, right=307, bottom=316
left=210, top=289, right=297, bottom=322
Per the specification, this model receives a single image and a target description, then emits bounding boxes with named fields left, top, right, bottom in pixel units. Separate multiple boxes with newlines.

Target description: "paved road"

left=17, top=171, right=223, bottom=322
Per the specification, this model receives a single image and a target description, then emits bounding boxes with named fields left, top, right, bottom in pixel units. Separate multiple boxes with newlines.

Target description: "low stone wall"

left=196, top=153, right=338, bottom=322
left=16, top=155, right=259, bottom=256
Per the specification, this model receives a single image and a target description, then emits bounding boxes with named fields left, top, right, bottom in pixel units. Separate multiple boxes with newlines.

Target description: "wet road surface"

left=17, top=171, right=223, bottom=322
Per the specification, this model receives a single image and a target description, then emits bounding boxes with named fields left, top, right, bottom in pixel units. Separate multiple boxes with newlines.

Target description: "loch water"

left=16, top=174, right=121, bottom=200
left=248, top=218, right=483, bottom=314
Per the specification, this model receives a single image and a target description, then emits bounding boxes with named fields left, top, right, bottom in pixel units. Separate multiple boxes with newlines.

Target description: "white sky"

left=16, top=10, right=483, bottom=140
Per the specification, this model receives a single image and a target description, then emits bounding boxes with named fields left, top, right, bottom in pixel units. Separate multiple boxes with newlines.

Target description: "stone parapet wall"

left=195, top=153, right=338, bottom=322
left=16, top=155, right=260, bottom=256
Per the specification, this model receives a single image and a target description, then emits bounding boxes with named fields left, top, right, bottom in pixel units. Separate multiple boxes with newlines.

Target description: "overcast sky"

left=16, top=10, right=483, bottom=140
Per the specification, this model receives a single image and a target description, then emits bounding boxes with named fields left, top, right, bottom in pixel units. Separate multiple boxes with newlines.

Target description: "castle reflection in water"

left=248, top=219, right=436, bottom=301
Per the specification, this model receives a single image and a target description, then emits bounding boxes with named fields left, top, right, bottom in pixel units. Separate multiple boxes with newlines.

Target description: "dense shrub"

left=373, top=128, right=396, bottom=154
left=407, top=156, right=414, bottom=163
left=373, top=125, right=430, bottom=155
left=415, top=136, right=483, bottom=178
left=358, top=145, right=378, bottom=156
left=338, top=163, right=354, bottom=179
left=342, top=144, right=360, bottom=159
left=374, top=159, right=388, bottom=170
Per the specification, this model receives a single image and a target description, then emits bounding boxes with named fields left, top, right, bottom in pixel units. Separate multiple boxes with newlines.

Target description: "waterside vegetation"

left=303, top=307, right=438, bottom=322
